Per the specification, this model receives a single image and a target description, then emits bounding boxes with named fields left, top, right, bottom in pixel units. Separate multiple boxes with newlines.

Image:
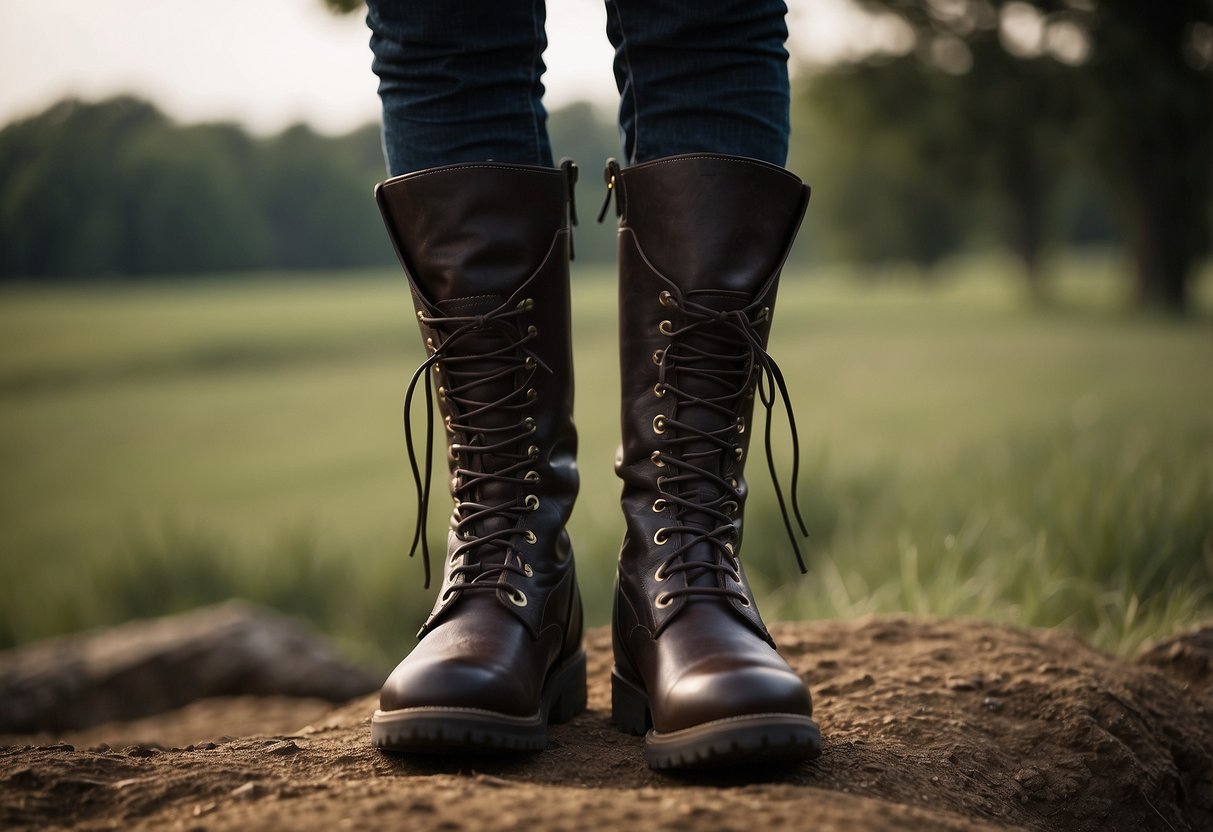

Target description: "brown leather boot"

left=603, top=153, right=823, bottom=769
left=371, top=161, right=585, bottom=752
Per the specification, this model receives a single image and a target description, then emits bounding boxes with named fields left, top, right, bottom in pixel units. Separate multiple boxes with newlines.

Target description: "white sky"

left=0, top=0, right=878, bottom=135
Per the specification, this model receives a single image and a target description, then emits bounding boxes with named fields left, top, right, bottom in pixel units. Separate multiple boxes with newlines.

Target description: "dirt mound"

left=3, top=616, right=1211, bottom=831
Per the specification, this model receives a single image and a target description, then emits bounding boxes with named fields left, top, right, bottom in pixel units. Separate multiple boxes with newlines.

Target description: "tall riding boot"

left=604, top=153, right=822, bottom=768
left=371, top=161, right=586, bottom=751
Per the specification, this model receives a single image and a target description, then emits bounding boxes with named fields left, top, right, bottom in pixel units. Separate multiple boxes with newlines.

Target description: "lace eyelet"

left=509, top=590, right=528, bottom=607
left=652, top=498, right=667, bottom=513
left=659, top=320, right=674, bottom=336
left=757, top=306, right=770, bottom=322
left=527, top=325, right=538, bottom=337
left=723, top=500, right=738, bottom=517
left=651, top=348, right=664, bottom=365
left=654, top=383, right=665, bottom=398
left=658, top=290, right=674, bottom=307
left=737, top=596, right=752, bottom=608
left=725, top=542, right=735, bottom=554
left=523, top=530, right=537, bottom=544
left=734, top=447, right=744, bottom=461
left=525, top=495, right=540, bottom=511
left=523, top=563, right=534, bottom=577
left=526, top=388, right=537, bottom=401
left=652, top=414, right=667, bottom=435
left=433, top=364, right=441, bottom=375
left=417, top=310, right=425, bottom=321
left=437, top=386, right=447, bottom=401
left=525, top=356, right=537, bottom=371
left=518, top=297, right=535, bottom=311
left=524, top=470, right=540, bottom=481
left=524, top=417, right=536, bottom=433
left=656, top=475, right=667, bottom=488
left=729, top=478, right=739, bottom=489
left=528, top=444, right=540, bottom=459
left=444, top=416, right=454, bottom=433
left=654, top=564, right=667, bottom=582
left=653, top=528, right=669, bottom=545
left=736, top=417, right=745, bottom=434
left=650, top=451, right=665, bottom=468
left=425, top=337, right=435, bottom=353
left=655, top=592, right=673, bottom=609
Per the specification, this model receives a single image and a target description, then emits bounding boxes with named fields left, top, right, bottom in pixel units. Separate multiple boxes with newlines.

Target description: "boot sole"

left=611, top=668, right=822, bottom=770
left=371, top=649, right=587, bottom=753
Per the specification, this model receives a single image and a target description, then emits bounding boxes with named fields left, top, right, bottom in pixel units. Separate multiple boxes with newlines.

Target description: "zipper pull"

left=559, top=158, right=578, bottom=260
left=597, top=157, right=621, bottom=223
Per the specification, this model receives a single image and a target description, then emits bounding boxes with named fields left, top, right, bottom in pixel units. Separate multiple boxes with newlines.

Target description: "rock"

left=0, top=601, right=380, bottom=733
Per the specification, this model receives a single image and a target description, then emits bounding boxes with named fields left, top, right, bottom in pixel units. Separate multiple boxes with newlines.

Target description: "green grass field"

left=2, top=257, right=1211, bottom=667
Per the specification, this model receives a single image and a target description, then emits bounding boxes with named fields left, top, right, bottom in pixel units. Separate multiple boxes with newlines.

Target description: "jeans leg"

left=367, top=0, right=553, bottom=175
left=603, top=0, right=791, bottom=166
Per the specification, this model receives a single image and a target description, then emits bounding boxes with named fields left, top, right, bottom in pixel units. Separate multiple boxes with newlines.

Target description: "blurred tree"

left=819, top=0, right=1213, bottom=310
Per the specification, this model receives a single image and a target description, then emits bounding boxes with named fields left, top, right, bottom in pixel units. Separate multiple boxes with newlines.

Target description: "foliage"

left=798, top=0, right=1213, bottom=310
left=0, top=262, right=1210, bottom=664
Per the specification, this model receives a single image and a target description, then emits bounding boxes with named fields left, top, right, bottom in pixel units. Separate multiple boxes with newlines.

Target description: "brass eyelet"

left=654, top=564, right=667, bottom=582
left=758, top=306, right=770, bottom=322
left=444, top=416, right=454, bottom=433
left=658, top=290, right=674, bottom=307
left=524, top=417, right=537, bottom=433
left=655, top=592, right=673, bottom=609
left=527, top=325, right=538, bottom=337
left=525, top=356, right=537, bottom=371
left=734, top=447, right=744, bottom=461
left=525, top=494, right=540, bottom=511
left=518, top=297, right=535, bottom=311
left=729, top=478, right=739, bottom=489
left=654, top=383, right=666, bottom=398
left=659, top=320, right=674, bottom=336
left=523, top=530, right=537, bottom=544
left=656, top=475, right=667, bottom=488
left=510, top=590, right=528, bottom=607
left=416, top=310, right=425, bottom=321
left=653, top=528, right=669, bottom=545
left=523, top=563, right=534, bottom=577
left=652, top=498, right=667, bottom=513
left=437, top=386, right=447, bottom=401
left=736, top=417, right=746, bottom=434
left=425, top=337, right=435, bottom=352
left=524, top=470, right=540, bottom=481
left=723, top=500, right=738, bottom=517
left=527, top=388, right=538, bottom=401
left=528, top=444, right=540, bottom=459
left=433, top=364, right=441, bottom=375
left=651, top=348, right=664, bottom=365
left=738, top=596, right=752, bottom=608
left=652, top=414, right=667, bottom=435
left=650, top=451, right=666, bottom=468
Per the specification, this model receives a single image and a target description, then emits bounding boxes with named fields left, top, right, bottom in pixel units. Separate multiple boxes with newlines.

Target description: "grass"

left=1, top=256, right=1210, bottom=667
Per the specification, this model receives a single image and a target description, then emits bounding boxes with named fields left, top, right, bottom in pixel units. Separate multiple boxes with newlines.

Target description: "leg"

left=367, top=0, right=554, bottom=174
left=602, top=2, right=820, bottom=770
left=603, top=0, right=791, bottom=165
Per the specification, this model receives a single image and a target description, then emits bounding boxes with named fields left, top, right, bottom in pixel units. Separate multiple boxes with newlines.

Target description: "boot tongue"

left=435, top=294, right=524, bottom=551
left=669, top=290, right=752, bottom=590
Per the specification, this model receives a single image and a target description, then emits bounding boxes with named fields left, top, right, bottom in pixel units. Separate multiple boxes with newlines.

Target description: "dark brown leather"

left=610, top=153, right=814, bottom=734
left=375, top=161, right=582, bottom=719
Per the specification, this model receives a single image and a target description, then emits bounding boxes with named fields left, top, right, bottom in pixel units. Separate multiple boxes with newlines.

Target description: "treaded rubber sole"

left=371, top=649, right=587, bottom=753
left=611, top=668, right=823, bottom=770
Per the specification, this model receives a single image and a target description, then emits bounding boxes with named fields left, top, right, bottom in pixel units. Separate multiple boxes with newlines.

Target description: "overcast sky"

left=0, top=0, right=879, bottom=134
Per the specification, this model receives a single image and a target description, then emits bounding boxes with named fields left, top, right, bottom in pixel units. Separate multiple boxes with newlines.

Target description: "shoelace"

left=649, top=285, right=808, bottom=606
left=403, top=299, right=549, bottom=595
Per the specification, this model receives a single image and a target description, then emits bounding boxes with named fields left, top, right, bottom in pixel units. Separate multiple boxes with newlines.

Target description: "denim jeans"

left=366, top=0, right=791, bottom=176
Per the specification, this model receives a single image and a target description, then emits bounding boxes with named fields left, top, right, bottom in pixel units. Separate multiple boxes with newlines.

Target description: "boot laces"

left=650, top=286, right=808, bottom=605
left=403, top=298, right=549, bottom=595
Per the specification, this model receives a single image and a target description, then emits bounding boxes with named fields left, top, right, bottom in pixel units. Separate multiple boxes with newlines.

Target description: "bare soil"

left=3, top=616, right=1211, bottom=831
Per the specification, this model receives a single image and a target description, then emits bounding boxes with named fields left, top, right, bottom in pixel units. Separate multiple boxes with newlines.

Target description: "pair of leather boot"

left=370, top=153, right=822, bottom=769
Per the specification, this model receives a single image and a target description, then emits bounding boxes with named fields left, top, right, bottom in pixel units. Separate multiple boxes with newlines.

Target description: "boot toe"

left=659, top=662, right=812, bottom=734
left=379, top=654, right=533, bottom=717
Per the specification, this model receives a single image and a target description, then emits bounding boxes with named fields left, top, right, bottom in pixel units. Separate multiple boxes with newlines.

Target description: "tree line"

left=1, top=0, right=1209, bottom=310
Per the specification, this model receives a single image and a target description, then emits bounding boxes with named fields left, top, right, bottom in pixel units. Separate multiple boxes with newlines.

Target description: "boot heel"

left=611, top=669, right=652, bottom=735
left=544, top=650, right=587, bottom=724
